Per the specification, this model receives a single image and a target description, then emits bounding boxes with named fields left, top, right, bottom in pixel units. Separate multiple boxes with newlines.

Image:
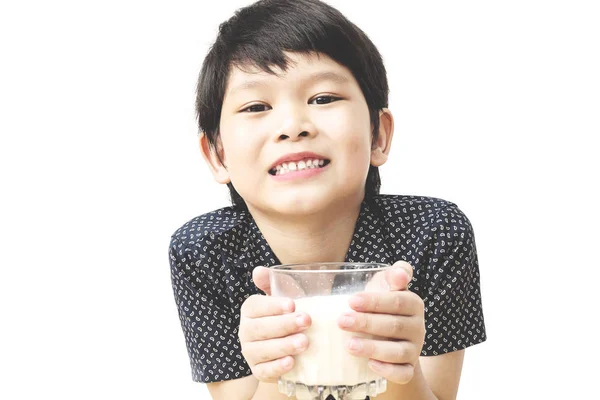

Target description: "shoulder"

left=168, top=206, right=253, bottom=295
left=169, top=206, right=251, bottom=252
left=370, top=194, right=466, bottom=223
left=370, top=194, right=476, bottom=243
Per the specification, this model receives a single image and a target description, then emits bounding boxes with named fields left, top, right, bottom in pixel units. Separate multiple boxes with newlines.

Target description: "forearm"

left=251, top=381, right=296, bottom=400
left=375, top=359, right=439, bottom=400
left=208, top=376, right=294, bottom=400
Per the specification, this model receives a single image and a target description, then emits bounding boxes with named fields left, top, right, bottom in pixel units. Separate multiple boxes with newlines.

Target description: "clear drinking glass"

left=270, top=262, right=391, bottom=400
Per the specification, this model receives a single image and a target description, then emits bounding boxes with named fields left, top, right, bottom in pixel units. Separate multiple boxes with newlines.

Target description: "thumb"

left=252, top=266, right=271, bottom=295
left=387, top=260, right=413, bottom=291
left=364, top=261, right=413, bottom=292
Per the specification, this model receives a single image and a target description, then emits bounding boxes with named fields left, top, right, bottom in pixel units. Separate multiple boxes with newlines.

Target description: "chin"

left=270, top=195, right=329, bottom=216
left=269, top=187, right=360, bottom=217
left=243, top=181, right=363, bottom=217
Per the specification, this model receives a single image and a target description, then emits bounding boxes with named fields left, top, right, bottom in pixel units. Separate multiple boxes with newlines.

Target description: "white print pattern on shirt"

left=169, top=194, right=486, bottom=383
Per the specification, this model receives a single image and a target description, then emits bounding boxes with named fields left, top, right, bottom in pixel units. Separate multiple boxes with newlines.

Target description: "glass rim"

left=270, top=262, right=391, bottom=274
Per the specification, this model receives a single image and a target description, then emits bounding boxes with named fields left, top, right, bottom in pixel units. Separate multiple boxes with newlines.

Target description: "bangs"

left=222, top=2, right=357, bottom=77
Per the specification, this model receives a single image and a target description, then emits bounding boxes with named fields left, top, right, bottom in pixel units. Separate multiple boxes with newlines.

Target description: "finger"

left=241, top=311, right=312, bottom=342
left=390, top=260, right=413, bottom=289
left=346, top=337, right=419, bottom=364
left=252, top=356, right=296, bottom=383
left=363, top=262, right=412, bottom=293
left=379, top=262, right=412, bottom=292
left=338, top=312, right=421, bottom=340
left=269, top=271, right=308, bottom=298
left=368, top=360, right=415, bottom=385
left=253, top=266, right=271, bottom=295
left=346, top=337, right=417, bottom=364
left=347, top=291, right=424, bottom=315
left=240, top=294, right=295, bottom=319
left=243, top=333, right=309, bottom=365
left=364, top=268, right=392, bottom=292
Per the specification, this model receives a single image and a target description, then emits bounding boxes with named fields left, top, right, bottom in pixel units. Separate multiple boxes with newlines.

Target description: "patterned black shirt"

left=169, top=194, right=487, bottom=385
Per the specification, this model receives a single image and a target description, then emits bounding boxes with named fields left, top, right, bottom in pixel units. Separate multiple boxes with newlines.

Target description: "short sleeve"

left=169, top=236, right=253, bottom=382
left=420, top=205, right=487, bottom=356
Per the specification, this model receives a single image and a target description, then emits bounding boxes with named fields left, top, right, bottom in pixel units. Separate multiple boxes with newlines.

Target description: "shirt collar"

left=344, top=199, right=392, bottom=264
left=232, top=209, right=280, bottom=273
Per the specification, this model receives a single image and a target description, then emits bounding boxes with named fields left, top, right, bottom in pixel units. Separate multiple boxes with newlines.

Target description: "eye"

left=241, top=104, right=272, bottom=113
left=309, top=95, right=341, bottom=105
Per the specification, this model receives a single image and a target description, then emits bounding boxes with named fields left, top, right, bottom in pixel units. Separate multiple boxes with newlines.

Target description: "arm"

left=207, top=376, right=257, bottom=400
left=207, top=377, right=293, bottom=400
left=206, top=351, right=464, bottom=400
left=419, top=351, right=464, bottom=400
left=376, top=351, right=464, bottom=400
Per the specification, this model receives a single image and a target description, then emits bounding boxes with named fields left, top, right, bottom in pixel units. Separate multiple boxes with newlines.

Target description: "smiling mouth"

left=268, top=158, right=331, bottom=176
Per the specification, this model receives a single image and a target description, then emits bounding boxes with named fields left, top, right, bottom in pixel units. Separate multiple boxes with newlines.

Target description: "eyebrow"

left=227, top=71, right=351, bottom=97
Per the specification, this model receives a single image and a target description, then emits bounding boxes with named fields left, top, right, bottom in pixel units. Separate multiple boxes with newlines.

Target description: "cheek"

left=219, top=122, right=260, bottom=166
left=322, top=107, right=372, bottom=159
left=218, top=121, right=269, bottom=199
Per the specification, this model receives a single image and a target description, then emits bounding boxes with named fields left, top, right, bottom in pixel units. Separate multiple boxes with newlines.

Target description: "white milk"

left=282, top=295, right=380, bottom=386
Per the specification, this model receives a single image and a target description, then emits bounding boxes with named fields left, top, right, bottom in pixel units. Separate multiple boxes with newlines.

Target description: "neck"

left=248, top=200, right=362, bottom=265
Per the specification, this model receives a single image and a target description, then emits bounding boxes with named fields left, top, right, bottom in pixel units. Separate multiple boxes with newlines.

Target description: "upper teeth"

left=274, top=159, right=325, bottom=175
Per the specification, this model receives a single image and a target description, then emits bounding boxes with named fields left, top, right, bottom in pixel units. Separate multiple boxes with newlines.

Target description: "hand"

left=337, top=261, right=425, bottom=384
left=238, top=267, right=312, bottom=383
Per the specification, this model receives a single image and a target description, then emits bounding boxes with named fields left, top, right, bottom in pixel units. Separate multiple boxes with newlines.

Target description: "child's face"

left=205, top=51, right=392, bottom=216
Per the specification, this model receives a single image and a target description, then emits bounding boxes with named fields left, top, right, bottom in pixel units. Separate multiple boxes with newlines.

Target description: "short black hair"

left=196, top=0, right=389, bottom=210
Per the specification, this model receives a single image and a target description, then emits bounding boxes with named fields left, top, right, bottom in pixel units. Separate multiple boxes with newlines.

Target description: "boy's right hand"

left=239, top=267, right=312, bottom=383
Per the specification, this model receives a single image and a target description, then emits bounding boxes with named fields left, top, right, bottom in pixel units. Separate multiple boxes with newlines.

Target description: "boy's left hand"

left=337, top=261, right=425, bottom=385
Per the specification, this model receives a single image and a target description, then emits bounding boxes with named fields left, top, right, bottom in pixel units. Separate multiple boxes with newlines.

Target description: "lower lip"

left=270, top=164, right=329, bottom=182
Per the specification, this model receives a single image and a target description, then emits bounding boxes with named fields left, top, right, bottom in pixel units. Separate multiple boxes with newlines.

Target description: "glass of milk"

left=270, top=262, right=391, bottom=400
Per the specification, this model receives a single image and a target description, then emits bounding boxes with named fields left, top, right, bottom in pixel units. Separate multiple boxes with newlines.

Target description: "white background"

left=1, top=0, right=598, bottom=399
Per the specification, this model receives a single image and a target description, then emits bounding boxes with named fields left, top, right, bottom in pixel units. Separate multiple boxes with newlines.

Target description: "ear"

left=199, top=132, right=231, bottom=184
left=370, top=108, right=394, bottom=167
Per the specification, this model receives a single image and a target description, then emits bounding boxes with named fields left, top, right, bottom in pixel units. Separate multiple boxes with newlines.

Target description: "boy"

left=169, top=0, right=486, bottom=399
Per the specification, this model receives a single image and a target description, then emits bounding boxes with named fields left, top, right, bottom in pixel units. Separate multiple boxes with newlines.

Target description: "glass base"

left=278, top=378, right=387, bottom=400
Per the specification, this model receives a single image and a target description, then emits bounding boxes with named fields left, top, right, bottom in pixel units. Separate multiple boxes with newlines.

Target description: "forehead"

left=224, top=52, right=357, bottom=97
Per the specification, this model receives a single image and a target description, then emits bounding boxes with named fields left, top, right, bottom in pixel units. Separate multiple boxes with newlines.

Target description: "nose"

left=273, top=105, right=317, bottom=142
left=278, top=130, right=310, bottom=141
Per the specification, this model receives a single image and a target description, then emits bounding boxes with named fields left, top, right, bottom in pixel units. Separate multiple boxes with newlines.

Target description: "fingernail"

left=282, top=300, right=294, bottom=313
left=293, top=336, right=307, bottom=351
left=393, top=269, right=404, bottom=280
left=348, top=338, right=362, bottom=351
left=369, top=359, right=384, bottom=371
left=349, top=295, right=365, bottom=309
left=339, top=314, right=355, bottom=328
left=296, top=314, right=309, bottom=328
left=281, top=357, right=293, bottom=369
